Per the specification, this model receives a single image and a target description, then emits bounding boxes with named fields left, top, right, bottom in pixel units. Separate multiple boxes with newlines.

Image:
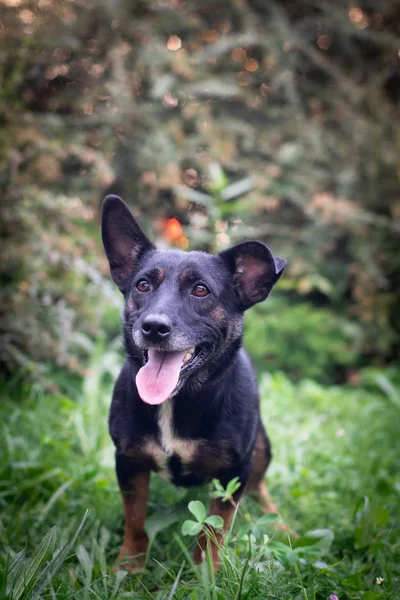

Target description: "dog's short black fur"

left=101, top=195, right=286, bottom=570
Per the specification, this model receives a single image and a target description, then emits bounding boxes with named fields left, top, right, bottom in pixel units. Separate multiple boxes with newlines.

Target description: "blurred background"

left=1, top=0, right=399, bottom=391
left=1, top=3, right=400, bottom=596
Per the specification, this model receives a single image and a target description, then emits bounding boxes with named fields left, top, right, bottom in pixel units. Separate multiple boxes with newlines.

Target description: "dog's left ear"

left=219, top=241, right=286, bottom=309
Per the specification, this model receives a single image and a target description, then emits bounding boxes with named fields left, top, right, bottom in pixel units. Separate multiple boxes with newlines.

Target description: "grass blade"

left=37, top=479, right=75, bottom=525
left=109, top=569, right=128, bottom=600
left=13, top=527, right=58, bottom=600
left=76, top=544, right=93, bottom=587
left=30, top=510, right=89, bottom=600
left=5, top=550, right=25, bottom=598
left=375, top=374, right=400, bottom=410
left=167, top=561, right=185, bottom=600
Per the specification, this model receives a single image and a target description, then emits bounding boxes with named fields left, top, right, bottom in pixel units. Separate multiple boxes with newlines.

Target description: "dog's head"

left=102, top=195, right=286, bottom=405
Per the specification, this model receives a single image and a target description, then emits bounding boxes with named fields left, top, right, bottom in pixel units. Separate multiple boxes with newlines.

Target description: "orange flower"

left=163, top=218, right=188, bottom=249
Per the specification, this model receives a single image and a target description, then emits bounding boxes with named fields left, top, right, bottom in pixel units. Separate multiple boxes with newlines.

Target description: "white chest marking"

left=157, top=399, right=175, bottom=455
left=154, top=399, right=198, bottom=468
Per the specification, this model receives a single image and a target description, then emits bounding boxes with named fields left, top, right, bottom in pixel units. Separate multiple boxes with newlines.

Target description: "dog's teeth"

left=182, top=347, right=196, bottom=366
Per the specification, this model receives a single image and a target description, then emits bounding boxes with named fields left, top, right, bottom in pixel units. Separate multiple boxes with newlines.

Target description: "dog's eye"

left=192, top=284, right=209, bottom=297
left=137, top=279, right=150, bottom=292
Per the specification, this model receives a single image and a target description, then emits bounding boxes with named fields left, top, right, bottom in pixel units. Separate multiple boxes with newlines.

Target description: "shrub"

left=244, top=296, right=360, bottom=382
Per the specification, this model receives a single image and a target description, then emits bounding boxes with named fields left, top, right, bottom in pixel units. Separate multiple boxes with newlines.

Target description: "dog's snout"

left=141, top=313, right=172, bottom=343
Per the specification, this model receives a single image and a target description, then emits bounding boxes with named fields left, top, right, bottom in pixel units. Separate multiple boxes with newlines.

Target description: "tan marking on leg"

left=116, top=471, right=150, bottom=573
left=246, top=428, right=271, bottom=492
left=255, top=480, right=279, bottom=513
left=246, top=427, right=276, bottom=511
left=246, top=428, right=299, bottom=537
left=193, top=498, right=237, bottom=572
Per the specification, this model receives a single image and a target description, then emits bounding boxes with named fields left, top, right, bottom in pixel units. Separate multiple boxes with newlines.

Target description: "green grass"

left=1, top=347, right=399, bottom=599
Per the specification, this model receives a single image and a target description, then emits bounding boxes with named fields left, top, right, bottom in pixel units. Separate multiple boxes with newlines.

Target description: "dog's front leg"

left=194, top=466, right=248, bottom=573
left=193, top=497, right=237, bottom=570
left=115, top=454, right=150, bottom=573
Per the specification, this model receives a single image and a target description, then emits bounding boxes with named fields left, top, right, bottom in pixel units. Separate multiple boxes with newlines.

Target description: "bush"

left=244, top=296, right=360, bottom=382
left=1, top=0, right=399, bottom=384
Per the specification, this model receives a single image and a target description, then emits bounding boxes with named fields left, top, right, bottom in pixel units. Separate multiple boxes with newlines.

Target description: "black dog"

left=101, top=195, right=286, bottom=571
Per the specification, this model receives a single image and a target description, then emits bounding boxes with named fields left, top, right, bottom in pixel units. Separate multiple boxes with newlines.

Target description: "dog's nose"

left=141, top=314, right=172, bottom=343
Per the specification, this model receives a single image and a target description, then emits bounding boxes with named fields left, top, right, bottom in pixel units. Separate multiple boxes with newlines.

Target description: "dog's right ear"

left=219, top=241, right=286, bottom=310
left=101, top=195, right=155, bottom=292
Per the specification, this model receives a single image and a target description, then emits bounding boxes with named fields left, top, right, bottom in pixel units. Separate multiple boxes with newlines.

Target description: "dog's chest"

left=146, top=400, right=199, bottom=481
left=137, top=400, right=233, bottom=485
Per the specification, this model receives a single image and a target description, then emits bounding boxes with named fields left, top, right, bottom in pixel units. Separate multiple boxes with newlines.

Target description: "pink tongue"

left=136, top=350, right=186, bottom=405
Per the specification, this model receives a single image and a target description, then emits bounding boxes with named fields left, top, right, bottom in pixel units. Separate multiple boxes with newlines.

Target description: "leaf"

left=375, top=374, right=400, bottom=410
left=167, top=562, right=185, bottom=600
left=209, top=162, right=228, bottom=192
left=37, top=479, right=75, bottom=524
left=212, top=479, right=224, bottom=491
left=353, top=496, right=369, bottom=522
left=204, top=515, right=224, bottom=529
left=173, top=186, right=211, bottom=207
left=343, top=571, right=364, bottom=590
left=304, top=528, right=335, bottom=543
left=181, top=520, right=203, bottom=536
left=221, top=176, right=256, bottom=201
left=30, top=510, right=89, bottom=599
left=236, top=521, right=253, bottom=541
left=267, top=541, right=293, bottom=553
left=293, top=529, right=334, bottom=551
left=188, top=501, right=206, bottom=523
left=110, top=569, right=128, bottom=600
left=372, top=507, right=389, bottom=528
left=353, top=497, right=373, bottom=549
left=226, top=476, right=241, bottom=495
left=12, top=527, right=58, bottom=600
left=267, top=541, right=299, bottom=566
left=255, top=513, right=279, bottom=527
left=146, top=507, right=187, bottom=540
left=5, top=550, right=25, bottom=597
left=76, top=544, right=92, bottom=585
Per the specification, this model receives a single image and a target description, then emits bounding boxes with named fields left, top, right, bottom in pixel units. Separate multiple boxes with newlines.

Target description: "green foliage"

left=0, top=1, right=119, bottom=382
left=244, top=295, right=360, bottom=381
left=0, top=184, right=121, bottom=386
left=1, top=514, right=89, bottom=600
left=0, top=0, right=399, bottom=383
left=212, top=477, right=241, bottom=503
left=181, top=500, right=224, bottom=537
left=1, top=340, right=400, bottom=598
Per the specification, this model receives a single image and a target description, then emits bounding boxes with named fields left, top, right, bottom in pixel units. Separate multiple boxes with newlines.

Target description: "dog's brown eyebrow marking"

left=148, top=267, right=165, bottom=283
left=179, top=268, right=202, bottom=283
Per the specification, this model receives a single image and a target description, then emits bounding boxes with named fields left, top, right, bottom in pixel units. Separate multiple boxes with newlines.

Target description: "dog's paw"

left=114, top=539, right=148, bottom=573
left=113, top=559, right=145, bottom=574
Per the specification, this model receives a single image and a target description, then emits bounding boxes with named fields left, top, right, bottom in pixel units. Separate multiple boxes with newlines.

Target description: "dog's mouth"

left=136, top=346, right=204, bottom=405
